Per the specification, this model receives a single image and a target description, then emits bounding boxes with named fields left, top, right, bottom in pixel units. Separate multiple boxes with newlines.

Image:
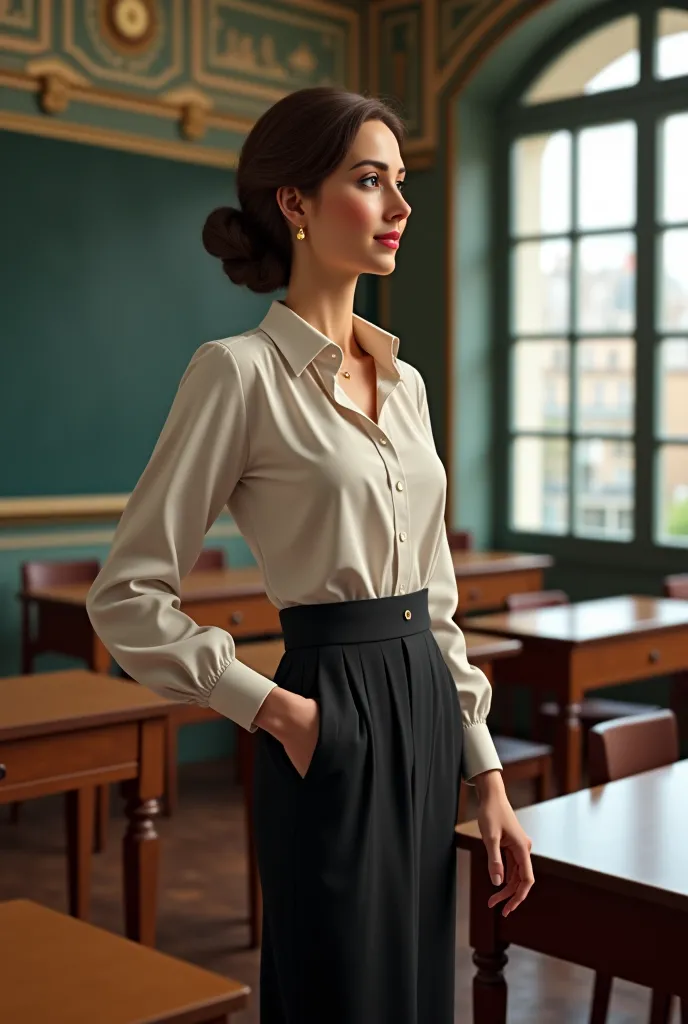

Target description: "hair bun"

left=202, top=205, right=286, bottom=293
left=202, top=206, right=252, bottom=261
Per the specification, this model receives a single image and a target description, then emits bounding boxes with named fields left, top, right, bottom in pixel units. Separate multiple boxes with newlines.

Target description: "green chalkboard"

left=0, top=129, right=377, bottom=499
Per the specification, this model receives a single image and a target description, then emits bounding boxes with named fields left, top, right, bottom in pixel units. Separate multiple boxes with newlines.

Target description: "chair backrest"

left=190, top=547, right=226, bottom=573
left=588, top=709, right=679, bottom=786
left=22, top=559, right=100, bottom=591
left=663, top=573, right=688, bottom=600
left=505, top=589, right=569, bottom=611
left=447, top=529, right=474, bottom=551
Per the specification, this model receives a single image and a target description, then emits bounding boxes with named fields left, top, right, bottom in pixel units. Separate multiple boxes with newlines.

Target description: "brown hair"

left=202, top=86, right=406, bottom=294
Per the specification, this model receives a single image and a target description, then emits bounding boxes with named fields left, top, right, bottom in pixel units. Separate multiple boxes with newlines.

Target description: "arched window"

left=497, top=1, right=688, bottom=547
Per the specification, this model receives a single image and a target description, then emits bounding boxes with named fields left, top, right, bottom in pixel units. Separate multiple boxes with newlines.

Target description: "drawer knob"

left=0, top=764, right=6, bottom=781
left=648, top=649, right=661, bottom=664
left=230, top=610, right=244, bottom=625
left=468, top=588, right=481, bottom=601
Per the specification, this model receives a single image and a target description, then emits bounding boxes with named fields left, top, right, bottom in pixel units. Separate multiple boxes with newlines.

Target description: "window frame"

left=493, top=0, right=688, bottom=569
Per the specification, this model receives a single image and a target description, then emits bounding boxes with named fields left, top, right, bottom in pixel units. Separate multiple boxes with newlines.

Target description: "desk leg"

left=552, top=702, right=583, bottom=794
left=122, top=718, right=164, bottom=946
left=65, top=786, right=95, bottom=920
left=468, top=851, right=509, bottom=1024
left=239, top=728, right=262, bottom=949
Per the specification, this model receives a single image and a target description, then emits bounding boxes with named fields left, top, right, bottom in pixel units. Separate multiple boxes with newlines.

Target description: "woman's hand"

left=280, top=697, right=320, bottom=778
left=473, top=769, right=534, bottom=916
left=253, top=687, right=320, bottom=778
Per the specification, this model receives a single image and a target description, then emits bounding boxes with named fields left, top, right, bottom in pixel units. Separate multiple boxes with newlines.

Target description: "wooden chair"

left=15, top=559, right=109, bottom=850
left=504, top=590, right=661, bottom=746
left=587, top=710, right=681, bottom=1024
left=189, top=547, right=226, bottom=573
left=458, top=734, right=554, bottom=822
left=447, top=529, right=474, bottom=551
left=662, top=574, right=688, bottom=744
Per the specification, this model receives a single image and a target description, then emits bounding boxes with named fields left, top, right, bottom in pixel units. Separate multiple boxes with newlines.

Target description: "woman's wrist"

left=252, top=686, right=302, bottom=740
left=472, top=768, right=506, bottom=802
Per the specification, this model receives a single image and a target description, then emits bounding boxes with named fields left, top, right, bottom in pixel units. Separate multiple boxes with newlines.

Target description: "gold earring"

left=296, top=225, right=306, bottom=241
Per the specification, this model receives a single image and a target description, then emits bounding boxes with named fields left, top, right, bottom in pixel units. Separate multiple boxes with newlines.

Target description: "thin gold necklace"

left=339, top=346, right=368, bottom=379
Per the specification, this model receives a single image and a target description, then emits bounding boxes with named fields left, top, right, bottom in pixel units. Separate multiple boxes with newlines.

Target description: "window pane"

left=658, top=339, right=688, bottom=437
left=511, top=436, right=569, bottom=533
left=659, top=229, right=688, bottom=330
left=656, top=9, right=688, bottom=80
left=578, top=122, right=636, bottom=230
left=513, top=239, right=570, bottom=333
left=577, top=233, right=636, bottom=331
left=512, top=132, right=571, bottom=236
left=661, top=113, right=688, bottom=223
left=574, top=439, right=634, bottom=540
left=659, top=113, right=688, bottom=223
left=524, top=16, right=639, bottom=104
left=513, top=341, right=569, bottom=430
left=576, top=339, right=635, bottom=434
left=657, top=445, right=688, bottom=545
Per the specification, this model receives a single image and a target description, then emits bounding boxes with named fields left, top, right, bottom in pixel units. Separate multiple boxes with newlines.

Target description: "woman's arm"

left=86, top=341, right=277, bottom=733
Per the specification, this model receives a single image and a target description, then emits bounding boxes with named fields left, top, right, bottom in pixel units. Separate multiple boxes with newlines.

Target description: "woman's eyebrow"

left=348, top=159, right=406, bottom=174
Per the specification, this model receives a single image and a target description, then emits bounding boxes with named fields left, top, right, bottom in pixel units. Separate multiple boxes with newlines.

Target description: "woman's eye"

left=359, top=174, right=407, bottom=193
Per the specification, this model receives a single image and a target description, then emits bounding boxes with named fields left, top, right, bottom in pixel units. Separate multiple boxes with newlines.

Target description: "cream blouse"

left=86, top=299, right=502, bottom=782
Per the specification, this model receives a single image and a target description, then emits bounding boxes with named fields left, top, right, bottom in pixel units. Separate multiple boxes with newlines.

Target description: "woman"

left=86, top=86, right=533, bottom=1023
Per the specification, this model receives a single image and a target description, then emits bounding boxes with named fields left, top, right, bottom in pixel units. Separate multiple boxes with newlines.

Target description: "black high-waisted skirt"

left=253, top=586, right=464, bottom=1023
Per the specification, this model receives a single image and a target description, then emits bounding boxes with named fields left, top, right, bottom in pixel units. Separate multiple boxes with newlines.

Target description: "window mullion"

left=634, top=105, right=658, bottom=550
left=568, top=131, right=579, bottom=537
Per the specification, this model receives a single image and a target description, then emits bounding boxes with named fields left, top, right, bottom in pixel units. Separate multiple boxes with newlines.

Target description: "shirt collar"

left=258, top=299, right=402, bottom=380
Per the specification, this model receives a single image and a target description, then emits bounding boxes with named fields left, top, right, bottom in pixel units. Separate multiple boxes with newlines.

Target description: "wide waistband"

left=278, top=588, right=430, bottom=650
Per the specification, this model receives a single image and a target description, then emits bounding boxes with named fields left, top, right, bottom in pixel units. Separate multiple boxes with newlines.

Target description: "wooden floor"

left=0, top=759, right=677, bottom=1023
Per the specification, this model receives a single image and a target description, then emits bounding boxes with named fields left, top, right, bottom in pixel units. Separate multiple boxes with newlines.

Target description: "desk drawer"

left=184, top=595, right=281, bottom=637
left=458, top=570, right=542, bottom=614
left=574, top=628, right=688, bottom=689
left=0, top=724, right=138, bottom=794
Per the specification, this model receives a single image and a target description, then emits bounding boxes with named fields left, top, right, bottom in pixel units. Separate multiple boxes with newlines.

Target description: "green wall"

left=0, top=128, right=376, bottom=764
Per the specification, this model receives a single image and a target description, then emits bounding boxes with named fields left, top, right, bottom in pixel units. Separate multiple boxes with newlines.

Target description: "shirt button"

left=404, top=609, right=412, bottom=620
left=379, top=437, right=387, bottom=445
left=399, top=531, right=407, bottom=541
left=395, top=481, right=404, bottom=491
left=331, top=352, right=337, bottom=358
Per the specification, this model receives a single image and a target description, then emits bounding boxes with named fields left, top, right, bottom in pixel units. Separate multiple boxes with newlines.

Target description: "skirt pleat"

left=253, top=588, right=463, bottom=1024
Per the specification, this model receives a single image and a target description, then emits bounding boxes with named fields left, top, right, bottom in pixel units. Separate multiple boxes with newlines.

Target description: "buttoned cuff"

left=207, top=657, right=277, bottom=733
left=461, top=721, right=503, bottom=784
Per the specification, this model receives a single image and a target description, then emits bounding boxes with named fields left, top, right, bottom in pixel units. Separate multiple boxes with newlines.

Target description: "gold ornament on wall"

left=103, top=0, right=158, bottom=54
left=39, top=74, right=70, bottom=115
left=180, top=103, right=207, bottom=141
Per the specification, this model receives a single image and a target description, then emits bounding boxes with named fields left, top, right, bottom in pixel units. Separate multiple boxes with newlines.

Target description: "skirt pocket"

left=267, top=649, right=329, bottom=784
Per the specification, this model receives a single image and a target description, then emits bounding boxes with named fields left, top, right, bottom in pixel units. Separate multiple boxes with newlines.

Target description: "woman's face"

left=288, top=118, right=412, bottom=279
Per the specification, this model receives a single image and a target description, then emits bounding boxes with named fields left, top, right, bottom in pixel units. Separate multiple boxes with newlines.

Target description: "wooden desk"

left=19, top=551, right=552, bottom=673
left=236, top=630, right=524, bottom=950
left=0, top=670, right=169, bottom=945
left=0, top=899, right=249, bottom=1023
left=456, top=760, right=688, bottom=1024
left=450, top=551, right=552, bottom=613
left=467, top=595, right=688, bottom=793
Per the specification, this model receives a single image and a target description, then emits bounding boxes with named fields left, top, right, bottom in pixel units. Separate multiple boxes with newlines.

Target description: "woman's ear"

left=276, top=185, right=305, bottom=231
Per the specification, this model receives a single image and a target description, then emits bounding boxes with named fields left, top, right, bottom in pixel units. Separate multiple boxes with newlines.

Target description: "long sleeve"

left=414, top=368, right=503, bottom=783
left=86, top=341, right=277, bottom=733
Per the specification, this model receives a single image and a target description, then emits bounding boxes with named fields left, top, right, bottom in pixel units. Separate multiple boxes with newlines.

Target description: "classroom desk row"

left=19, top=549, right=688, bottom=797
left=0, top=629, right=523, bottom=949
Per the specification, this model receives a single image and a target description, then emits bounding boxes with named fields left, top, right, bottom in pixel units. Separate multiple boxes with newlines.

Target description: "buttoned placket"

left=322, top=345, right=411, bottom=598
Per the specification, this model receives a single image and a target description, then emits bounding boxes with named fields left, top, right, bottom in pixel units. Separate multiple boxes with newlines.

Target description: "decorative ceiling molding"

left=0, top=0, right=360, bottom=170
left=368, top=0, right=555, bottom=167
